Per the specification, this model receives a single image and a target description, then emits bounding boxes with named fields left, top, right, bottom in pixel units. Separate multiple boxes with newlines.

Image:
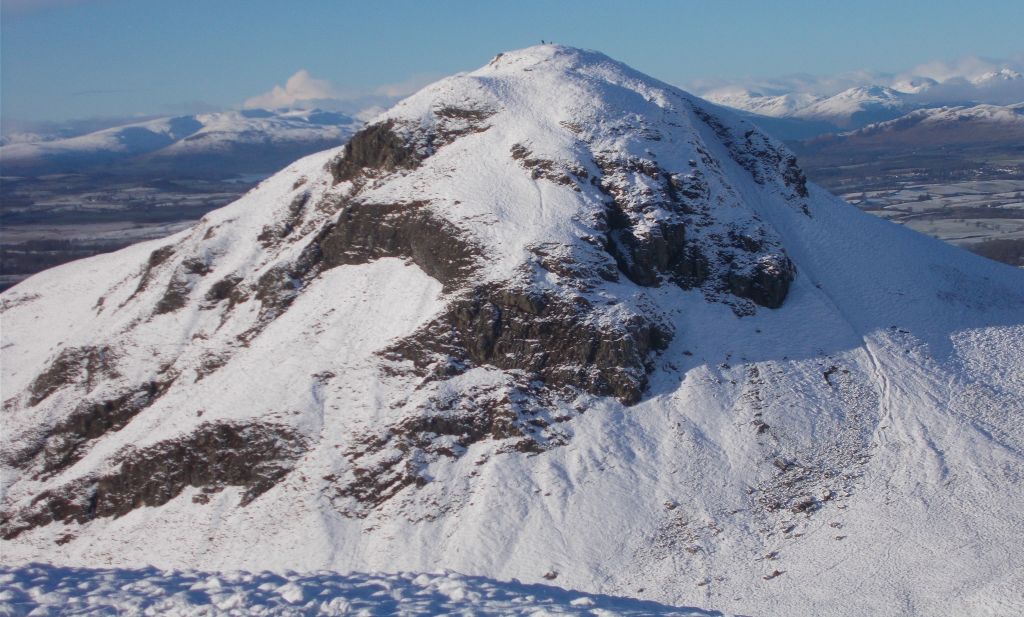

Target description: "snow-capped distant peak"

left=786, top=85, right=911, bottom=127
left=699, top=60, right=1024, bottom=131
left=832, top=85, right=903, bottom=100
left=701, top=87, right=823, bottom=118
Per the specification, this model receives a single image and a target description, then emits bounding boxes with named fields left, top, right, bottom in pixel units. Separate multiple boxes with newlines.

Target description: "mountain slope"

left=0, top=109, right=360, bottom=176
left=2, top=46, right=1023, bottom=617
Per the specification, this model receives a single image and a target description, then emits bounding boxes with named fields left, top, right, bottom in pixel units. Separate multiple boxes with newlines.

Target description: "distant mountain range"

left=802, top=102, right=1024, bottom=151
left=702, top=67, right=1024, bottom=137
left=707, top=85, right=911, bottom=129
left=0, top=109, right=361, bottom=178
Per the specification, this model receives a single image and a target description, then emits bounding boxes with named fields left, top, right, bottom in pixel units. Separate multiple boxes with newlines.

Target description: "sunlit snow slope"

left=2, top=46, right=1023, bottom=617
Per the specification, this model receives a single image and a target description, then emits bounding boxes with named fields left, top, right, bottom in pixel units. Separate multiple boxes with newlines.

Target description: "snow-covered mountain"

left=805, top=102, right=1024, bottom=150
left=705, top=85, right=913, bottom=129
left=697, top=88, right=823, bottom=118
left=0, top=109, right=360, bottom=176
left=702, top=63, right=1024, bottom=135
left=2, top=45, right=1023, bottom=617
left=788, top=85, right=911, bottom=127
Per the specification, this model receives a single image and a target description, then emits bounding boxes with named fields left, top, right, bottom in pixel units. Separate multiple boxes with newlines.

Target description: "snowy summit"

left=2, top=45, right=1023, bottom=616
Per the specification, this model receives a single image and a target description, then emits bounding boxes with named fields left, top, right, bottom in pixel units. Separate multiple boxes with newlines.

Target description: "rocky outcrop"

left=319, top=201, right=481, bottom=289
left=330, top=378, right=571, bottom=517
left=10, top=376, right=177, bottom=477
left=510, top=143, right=587, bottom=187
left=257, top=192, right=309, bottom=248
left=385, top=284, right=670, bottom=405
left=27, top=346, right=120, bottom=407
left=727, top=254, right=795, bottom=309
left=131, top=245, right=175, bottom=298
left=594, top=153, right=795, bottom=311
left=330, top=107, right=495, bottom=185
left=1, top=422, right=308, bottom=539
left=690, top=105, right=809, bottom=200
left=331, top=121, right=424, bottom=184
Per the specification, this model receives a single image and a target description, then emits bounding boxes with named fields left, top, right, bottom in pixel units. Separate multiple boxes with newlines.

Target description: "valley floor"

left=842, top=179, right=1024, bottom=266
left=0, top=174, right=254, bottom=291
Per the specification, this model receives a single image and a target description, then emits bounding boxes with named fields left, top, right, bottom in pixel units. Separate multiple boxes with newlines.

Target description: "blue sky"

left=2, top=0, right=1023, bottom=127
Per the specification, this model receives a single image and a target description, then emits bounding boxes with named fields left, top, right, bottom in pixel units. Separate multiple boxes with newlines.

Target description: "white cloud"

left=243, top=70, right=336, bottom=110
left=903, top=56, right=1006, bottom=83
left=242, top=70, right=442, bottom=116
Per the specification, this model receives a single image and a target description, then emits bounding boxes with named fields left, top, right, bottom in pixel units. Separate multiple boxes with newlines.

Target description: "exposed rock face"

left=510, top=143, right=586, bottom=187
left=1, top=422, right=307, bottom=539
left=319, top=201, right=481, bottom=288
left=592, top=149, right=795, bottom=313
left=11, top=376, right=177, bottom=477
left=131, top=246, right=175, bottom=297
left=690, top=105, right=809, bottom=200
left=727, top=254, right=795, bottom=309
left=27, top=346, right=120, bottom=407
left=330, top=376, right=570, bottom=518
left=330, top=107, right=495, bottom=185
left=385, top=284, right=670, bottom=405
left=330, top=121, right=423, bottom=184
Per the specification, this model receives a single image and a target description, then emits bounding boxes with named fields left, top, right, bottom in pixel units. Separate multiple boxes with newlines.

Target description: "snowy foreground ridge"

left=2, top=45, right=1024, bottom=616
left=0, top=564, right=719, bottom=616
